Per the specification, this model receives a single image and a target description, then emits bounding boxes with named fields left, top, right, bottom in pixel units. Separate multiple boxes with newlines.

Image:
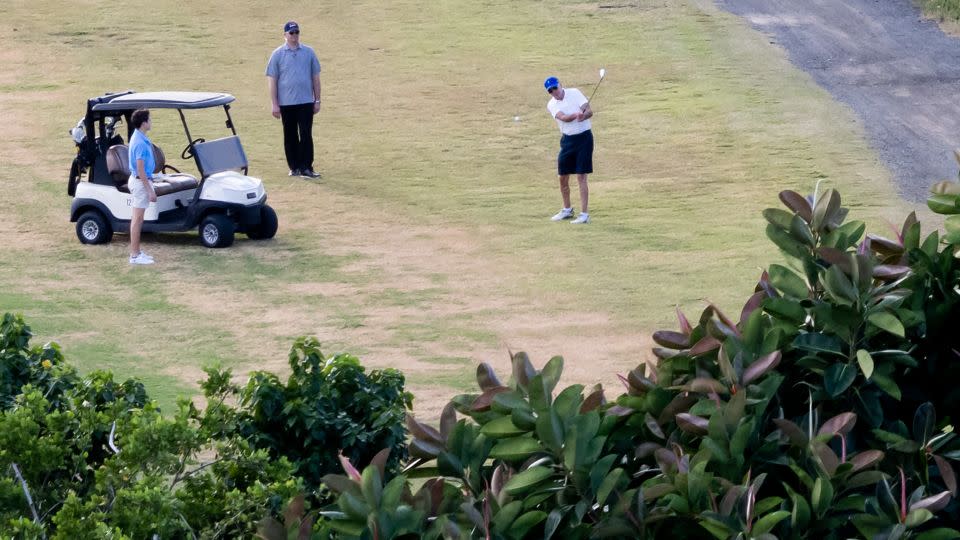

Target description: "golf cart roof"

left=91, top=91, right=235, bottom=112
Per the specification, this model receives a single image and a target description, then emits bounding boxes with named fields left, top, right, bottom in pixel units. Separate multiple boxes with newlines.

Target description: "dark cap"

left=284, top=21, right=300, bottom=33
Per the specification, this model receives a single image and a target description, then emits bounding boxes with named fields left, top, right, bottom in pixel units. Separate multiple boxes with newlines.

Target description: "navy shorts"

left=557, top=129, right=593, bottom=175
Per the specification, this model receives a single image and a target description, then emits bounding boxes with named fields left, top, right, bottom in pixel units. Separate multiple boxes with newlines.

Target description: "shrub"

left=319, top=187, right=960, bottom=539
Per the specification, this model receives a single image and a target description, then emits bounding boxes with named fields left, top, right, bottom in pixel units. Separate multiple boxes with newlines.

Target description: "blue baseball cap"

left=284, top=21, right=300, bottom=33
left=544, top=76, right=559, bottom=92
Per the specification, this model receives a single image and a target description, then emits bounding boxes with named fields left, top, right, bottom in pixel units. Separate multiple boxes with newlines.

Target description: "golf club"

left=587, top=68, right=606, bottom=102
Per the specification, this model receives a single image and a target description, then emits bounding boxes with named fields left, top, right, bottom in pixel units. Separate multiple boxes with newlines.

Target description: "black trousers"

left=279, top=103, right=315, bottom=172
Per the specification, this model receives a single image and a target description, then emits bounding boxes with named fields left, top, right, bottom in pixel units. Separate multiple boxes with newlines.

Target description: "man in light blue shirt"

left=266, top=21, right=322, bottom=179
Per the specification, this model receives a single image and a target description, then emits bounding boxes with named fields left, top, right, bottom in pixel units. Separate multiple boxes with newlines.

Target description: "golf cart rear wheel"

left=246, top=204, right=278, bottom=240
left=199, top=214, right=235, bottom=248
left=76, top=210, right=113, bottom=245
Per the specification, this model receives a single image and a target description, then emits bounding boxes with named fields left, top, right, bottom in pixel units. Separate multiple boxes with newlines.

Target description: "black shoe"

left=288, top=169, right=300, bottom=176
left=300, top=169, right=321, bottom=179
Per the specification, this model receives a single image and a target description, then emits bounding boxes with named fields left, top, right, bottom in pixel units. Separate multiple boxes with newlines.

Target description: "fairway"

left=0, top=0, right=914, bottom=419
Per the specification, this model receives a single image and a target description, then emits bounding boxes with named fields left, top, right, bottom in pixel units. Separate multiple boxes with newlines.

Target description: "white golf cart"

left=68, top=91, right=277, bottom=248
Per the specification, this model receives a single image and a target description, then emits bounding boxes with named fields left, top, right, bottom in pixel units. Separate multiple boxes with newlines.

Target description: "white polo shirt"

left=547, top=88, right=591, bottom=136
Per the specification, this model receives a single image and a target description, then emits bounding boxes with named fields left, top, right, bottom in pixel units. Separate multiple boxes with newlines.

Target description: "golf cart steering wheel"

left=181, top=138, right=205, bottom=160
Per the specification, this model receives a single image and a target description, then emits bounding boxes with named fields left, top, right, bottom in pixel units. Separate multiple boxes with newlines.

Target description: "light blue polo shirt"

left=128, top=129, right=155, bottom=179
left=265, top=43, right=322, bottom=106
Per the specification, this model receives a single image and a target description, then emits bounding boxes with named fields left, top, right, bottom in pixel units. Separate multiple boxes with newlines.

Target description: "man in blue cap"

left=266, top=21, right=323, bottom=179
left=544, top=75, right=593, bottom=224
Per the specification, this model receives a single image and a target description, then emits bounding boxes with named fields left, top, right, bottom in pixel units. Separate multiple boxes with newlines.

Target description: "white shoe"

left=551, top=208, right=574, bottom=221
left=129, top=253, right=155, bottom=265
left=137, top=251, right=154, bottom=262
left=571, top=212, right=590, bottom=224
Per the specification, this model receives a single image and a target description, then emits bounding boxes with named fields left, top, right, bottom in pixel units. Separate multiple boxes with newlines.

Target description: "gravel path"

left=717, top=0, right=960, bottom=202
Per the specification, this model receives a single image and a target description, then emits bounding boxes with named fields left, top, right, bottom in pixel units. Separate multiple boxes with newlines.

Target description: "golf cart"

left=68, top=91, right=277, bottom=248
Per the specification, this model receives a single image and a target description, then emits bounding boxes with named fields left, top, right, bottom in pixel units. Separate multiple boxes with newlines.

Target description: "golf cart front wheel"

left=76, top=210, right=113, bottom=245
left=199, top=214, right=235, bottom=248
left=246, top=205, right=278, bottom=240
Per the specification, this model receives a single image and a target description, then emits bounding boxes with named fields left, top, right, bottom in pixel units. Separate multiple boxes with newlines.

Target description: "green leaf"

left=596, top=468, right=626, bottom=507
left=904, top=508, right=933, bottom=528
left=489, top=436, right=543, bottom=461
left=763, top=297, right=806, bottom=323
left=823, top=265, right=858, bottom=306
left=766, top=224, right=810, bottom=258
left=793, top=333, right=845, bottom=356
left=764, top=207, right=795, bottom=230
left=769, top=264, right=809, bottom=299
left=927, top=193, right=960, bottom=215
left=811, top=476, right=834, bottom=517
left=481, top=415, right=527, bottom=438
left=811, top=189, right=841, bottom=232
left=491, top=500, right=523, bottom=534
left=872, top=372, right=902, bottom=401
left=540, top=356, right=563, bottom=396
left=503, top=466, right=554, bottom=496
left=510, top=511, right=547, bottom=540
left=868, top=312, right=905, bottom=338
left=856, top=349, right=874, bottom=380
left=360, top=466, right=383, bottom=507
left=535, top=408, right=564, bottom=453
left=916, top=529, right=960, bottom=540
left=823, top=363, right=857, bottom=398
left=912, top=402, right=936, bottom=446
left=751, top=510, right=790, bottom=536
left=789, top=213, right=816, bottom=246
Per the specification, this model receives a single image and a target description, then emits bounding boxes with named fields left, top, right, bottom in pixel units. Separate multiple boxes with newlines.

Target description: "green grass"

left=0, top=0, right=919, bottom=413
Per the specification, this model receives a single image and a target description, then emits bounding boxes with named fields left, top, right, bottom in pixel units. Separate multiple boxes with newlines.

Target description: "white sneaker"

left=551, top=208, right=574, bottom=221
left=137, top=251, right=154, bottom=262
left=571, top=212, right=590, bottom=224
left=129, top=253, right=155, bottom=265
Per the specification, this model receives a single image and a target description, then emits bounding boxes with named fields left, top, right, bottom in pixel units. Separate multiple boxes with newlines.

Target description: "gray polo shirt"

left=265, top=43, right=321, bottom=107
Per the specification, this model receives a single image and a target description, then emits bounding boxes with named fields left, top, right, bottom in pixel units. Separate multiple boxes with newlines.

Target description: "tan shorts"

left=128, top=174, right=152, bottom=209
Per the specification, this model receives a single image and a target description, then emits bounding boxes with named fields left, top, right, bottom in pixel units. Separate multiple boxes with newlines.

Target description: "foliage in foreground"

left=0, top=315, right=411, bottom=538
left=318, top=186, right=960, bottom=539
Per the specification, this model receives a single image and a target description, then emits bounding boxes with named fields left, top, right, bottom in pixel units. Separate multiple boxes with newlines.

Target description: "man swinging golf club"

left=545, top=74, right=596, bottom=224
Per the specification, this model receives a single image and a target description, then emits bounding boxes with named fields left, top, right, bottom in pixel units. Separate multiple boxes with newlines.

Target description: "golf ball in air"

left=513, top=116, right=520, bottom=121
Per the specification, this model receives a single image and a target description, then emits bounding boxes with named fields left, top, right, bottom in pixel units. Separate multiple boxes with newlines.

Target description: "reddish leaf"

left=635, top=442, right=660, bottom=458
left=779, top=190, right=813, bottom=222
left=283, top=493, right=306, bottom=528
left=653, top=347, right=679, bottom=360
left=476, top=363, right=503, bottom=391
left=653, top=330, right=691, bottom=349
left=580, top=385, right=605, bottom=413
left=720, top=485, right=745, bottom=517
left=866, top=234, right=904, bottom=256
left=773, top=419, right=808, bottom=447
left=471, top=386, right=510, bottom=411
left=873, top=265, right=911, bottom=281
left=439, top=402, right=457, bottom=440
left=849, top=449, right=885, bottom=472
left=406, top=414, right=443, bottom=444
left=816, top=247, right=852, bottom=275
left=910, top=491, right=952, bottom=512
left=689, top=336, right=722, bottom=357
left=813, top=442, right=839, bottom=476
left=742, top=351, right=782, bottom=386
left=658, top=394, right=698, bottom=424
left=739, top=291, right=766, bottom=326
left=676, top=306, right=693, bottom=335
left=644, top=412, right=665, bottom=440
left=320, top=474, right=355, bottom=494
left=607, top=405, right=635, bottom=417
left=409, top=438, right=443, bottom=460
left=676, top=413, right=709, bottom=435
left=709, top=303, right=740, bottom=337
left=628, top=367, right=655, bottom=393
left=654, top=448, right=680, bottom=472
left=369, top=448, right=391, bottom=477
left=818, top=412, right=857, bottom=437
left=339, top=451, right=362, bottom=481
left=934, top=454, right=958, bottom=496
left=682, top=377, right=728, bottom=395
left=900, top=211, right=918, bottom=242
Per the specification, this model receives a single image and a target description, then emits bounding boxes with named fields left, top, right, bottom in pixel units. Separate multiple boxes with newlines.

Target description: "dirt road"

left=717, top=0, right=960, bottom=202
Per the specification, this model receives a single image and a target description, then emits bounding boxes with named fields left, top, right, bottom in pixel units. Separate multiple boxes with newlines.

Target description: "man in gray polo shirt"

left=266, top=21, right=322, bottom=179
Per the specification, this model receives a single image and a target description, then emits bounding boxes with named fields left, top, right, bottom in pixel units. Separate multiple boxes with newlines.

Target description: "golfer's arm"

left=312, top=75, right=321, bottom=103
left=580, top=103, right=593, bottom=120
left=555, top=112, right=579, bottom=122
left=267, top=76, right=279, bottom=107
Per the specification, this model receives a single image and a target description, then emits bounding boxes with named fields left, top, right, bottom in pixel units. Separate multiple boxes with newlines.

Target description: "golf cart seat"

left=105, top=144, right=199, bottom=195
